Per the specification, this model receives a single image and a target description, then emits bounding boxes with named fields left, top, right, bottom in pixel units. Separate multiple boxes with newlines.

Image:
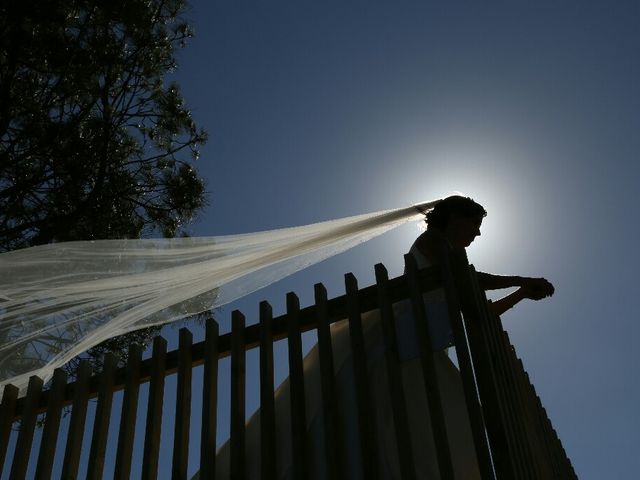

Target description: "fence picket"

left=345, top=272, right=380, bottom=480
left=503, top=333, right=549, bottom=479
left=259, top=301, right=277, bottom=480
left=450, top=252, right=520, bottom=479
left=141, top=336, right=167, bottom=480
left=438, top=253, right=495, bottom=480
left=34, top=368, right=67, bottom=480
left=114, top=344, right=142, bottom=479
left=87, top=353, right=118, bottom=480
left=9, top=375, right=42, bottom=480
left=375, top=263, right=417, bottom=480
left=200, top=318, right=219, bottom=480
left=230, top=310, right=246, bottom=480
left=0, top=384, right=19, bottom=472
left=479, top=310, right=533, bottom=480
left=482, top=298, right=536, bottom=479
left=315, top=282, right=345, bottom=480
left=61, top=361, right=92, bottom=480
left=287, top=292, right=309, bottom=480
left=405, top=254, right=455, bottom=480
left=173, top=328, right=193, bottom=480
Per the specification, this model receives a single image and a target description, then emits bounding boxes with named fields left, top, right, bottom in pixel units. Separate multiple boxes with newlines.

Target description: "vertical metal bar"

left=9, top=375, right=43, bottom=480
left=542, top=409, right=566, bottom=477
left=500, top=331, right=539, bottom=479
left=230, top=310, right=246, bottom=480
left=141, top=336, right=167, bottom=480
left=172, top=328, right=193, bottom=480
left=287, top=292, right=309, bottom=480
left=440, top=252, right=496, bottom=480
left=87, top=353, right=118, bottom=480
left=502, top=333, right=548, bottom=479
left=345, top=273, right=380, bottom=480
left=527, top=371, right=576, bottom=478
left=61, top=361, right=92, bottom=480
left=315, top=282, right=345, bottom=480
left=34, top=368, right=67, bottom=480
left=475, top=276, right=536, bottom=480
left=535, top=398, right=576, bottom=479
left=405, top=254, right=455, bottom=480
left=462, top=259, right=579, bottom=480
left=114, top=344, right=142, bottom=479
left=259, top=301, right=277, bottom=480
left=0, top=384, right=19, bottom=472
left=374, top=263, right=417, bottom=480
left=200, top=318, right=219, bottom=480
left=515, top=364, right=552, bottom=473
left=450, top=251, right=520, bottom=479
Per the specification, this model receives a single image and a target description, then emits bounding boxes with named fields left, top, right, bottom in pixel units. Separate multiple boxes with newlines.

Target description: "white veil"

left=0, top=201, right=439, bottom=392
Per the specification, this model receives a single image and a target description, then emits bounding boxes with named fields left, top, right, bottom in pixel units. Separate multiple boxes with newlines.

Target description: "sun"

left=391, top=147, right=528, bottom=270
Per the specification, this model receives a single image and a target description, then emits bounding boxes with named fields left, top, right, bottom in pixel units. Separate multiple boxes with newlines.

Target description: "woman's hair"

left=426, top=195, right=487, bottom=229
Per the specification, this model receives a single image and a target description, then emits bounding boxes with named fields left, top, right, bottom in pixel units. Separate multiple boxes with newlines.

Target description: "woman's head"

left=426, top=196, right=487, bottom=248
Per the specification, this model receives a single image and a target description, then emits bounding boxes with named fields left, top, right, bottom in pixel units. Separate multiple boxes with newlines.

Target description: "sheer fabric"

left=0, top=201, right=438, bottom=392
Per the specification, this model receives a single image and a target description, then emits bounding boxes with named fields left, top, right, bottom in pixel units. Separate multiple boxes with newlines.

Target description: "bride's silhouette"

left=200, top=196, right=556, bottom=479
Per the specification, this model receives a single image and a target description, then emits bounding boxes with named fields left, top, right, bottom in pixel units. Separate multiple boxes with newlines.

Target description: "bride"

left=205, top=196, right=555, bottom=480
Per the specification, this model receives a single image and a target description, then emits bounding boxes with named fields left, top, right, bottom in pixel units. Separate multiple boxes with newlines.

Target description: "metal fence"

left=0, top=251, right=576, bottom=479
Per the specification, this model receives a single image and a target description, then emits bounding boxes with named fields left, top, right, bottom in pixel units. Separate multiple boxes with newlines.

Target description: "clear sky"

left=158, top=1, right=638, bottom=478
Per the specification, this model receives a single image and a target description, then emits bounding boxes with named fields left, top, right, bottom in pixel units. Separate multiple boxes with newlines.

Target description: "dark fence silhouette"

left=0, top=250, right=576, bottom=479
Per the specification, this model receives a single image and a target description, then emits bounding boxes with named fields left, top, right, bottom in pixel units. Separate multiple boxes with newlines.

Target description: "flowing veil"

left=0, top=200, right=439, bottom=392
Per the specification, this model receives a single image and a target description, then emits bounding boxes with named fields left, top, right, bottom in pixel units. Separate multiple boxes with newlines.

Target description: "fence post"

left=173, top=328, right=193, bottom=480
left=114, top=344, right=142, bottom=479
left=0, top=384, right=19, bottom=472
left=405, top=254, right=455, bottom=480
left=34, top=368, right=67, bottom=480
left=375, top=263, right=417, bottom=480
left=259, top=301, right=277, bottom=480
left=501, top=330, right=548, bottom=478
left=230, top=310, right=246, bottom=480
left=200, top=318, right=219, bottom=480
left=449, top=251, right=521, bottom=479
left=466, top=268, right=533, bottom=479
left=287, top=292, right=309, bottom=480
left=142, top=336, right=167, bottom=480
left=87, top=354, right=118, bottom=480
left=10, top=376, right=43, bottom=480
left=439, top=252, right=496, bottom=480
left=61, top=361, right=92, bottom=479
left=315, top=282, right=345, bottom=480
left=345, top=272, right=380, bottom=480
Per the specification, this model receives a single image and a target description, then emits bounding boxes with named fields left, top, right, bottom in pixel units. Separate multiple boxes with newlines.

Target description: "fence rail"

left=0, top=252, right=576, bottom=479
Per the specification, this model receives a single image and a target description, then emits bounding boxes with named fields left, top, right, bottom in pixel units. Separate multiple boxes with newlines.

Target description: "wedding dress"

left=202, top=243, right=480, bottom=479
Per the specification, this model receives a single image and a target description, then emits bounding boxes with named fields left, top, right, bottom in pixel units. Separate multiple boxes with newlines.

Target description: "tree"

left=0, top=0, right=209, bottom=375
left=0, top=0, right=207, bottom=251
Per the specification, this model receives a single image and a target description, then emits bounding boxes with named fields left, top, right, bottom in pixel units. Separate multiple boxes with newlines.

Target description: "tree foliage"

left=0, top=0, right=208, bottom=251
left=0, top=0, right=209, bottom=374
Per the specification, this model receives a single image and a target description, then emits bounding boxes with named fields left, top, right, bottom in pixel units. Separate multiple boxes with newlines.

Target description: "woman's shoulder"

left=413, top=229, right=445, bottom=249
left=411, top=229, right=448, bottom=264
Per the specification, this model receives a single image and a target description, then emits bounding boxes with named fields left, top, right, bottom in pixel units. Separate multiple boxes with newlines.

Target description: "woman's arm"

left=489, top=282, right=554, bottom=316
left=477, top=272, right=523, bottom=290
left=489, top=289, right=526, bottom=316
left=478, top=272, right=555, bottom=296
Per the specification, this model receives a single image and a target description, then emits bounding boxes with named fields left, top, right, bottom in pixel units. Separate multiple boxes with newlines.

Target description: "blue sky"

left=161, top=1, right=640, bottom=478
left=4, top=2, right=639, bottom=478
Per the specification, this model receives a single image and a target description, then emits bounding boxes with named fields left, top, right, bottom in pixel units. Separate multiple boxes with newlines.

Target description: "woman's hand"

left=519, top=277, right=555, bottom=300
